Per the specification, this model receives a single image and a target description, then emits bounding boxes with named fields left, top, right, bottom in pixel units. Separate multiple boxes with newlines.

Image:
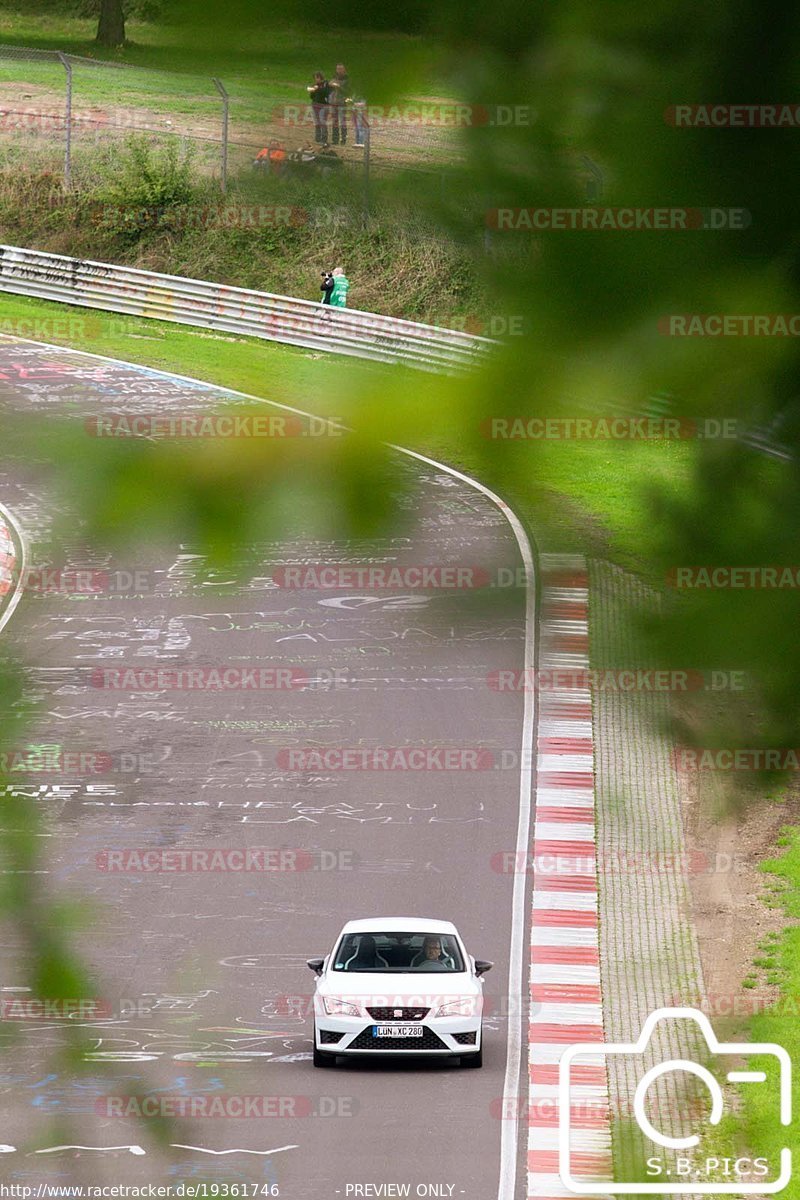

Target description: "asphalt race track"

left=0, top=336, right=533, bottom=1198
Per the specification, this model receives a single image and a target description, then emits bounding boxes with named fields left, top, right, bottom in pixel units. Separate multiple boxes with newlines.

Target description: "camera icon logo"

left=559, top=1007, right=792, bottom=1194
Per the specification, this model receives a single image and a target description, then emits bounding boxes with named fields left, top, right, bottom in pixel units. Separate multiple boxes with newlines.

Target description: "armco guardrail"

left=0, top=245, right=495, bottom=374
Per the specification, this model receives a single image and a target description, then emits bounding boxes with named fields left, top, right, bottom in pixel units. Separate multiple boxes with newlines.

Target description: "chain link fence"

left=0, top=45, right=258, bottom=188
left=0, top=45, right=472, bottom=215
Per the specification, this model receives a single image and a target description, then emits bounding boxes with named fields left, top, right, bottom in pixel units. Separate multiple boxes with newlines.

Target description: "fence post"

left=57, top=52, right=72, bottom=189
left=213, top=78, right=229, bottom=194
left=362, top=116, right=370, bottom=225
left=579, top=154, right=604, bottom=202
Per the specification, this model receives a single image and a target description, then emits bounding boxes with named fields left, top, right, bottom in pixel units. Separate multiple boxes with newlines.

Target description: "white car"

left=307, top=917, right=492, bottom=1068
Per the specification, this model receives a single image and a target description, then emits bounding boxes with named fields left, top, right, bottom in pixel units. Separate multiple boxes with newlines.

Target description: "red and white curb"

left=529, top=553, right=612, bottom=1199
left=0, top=514, right=16, bottom=597
left=0, top=504, right=25, bottom=634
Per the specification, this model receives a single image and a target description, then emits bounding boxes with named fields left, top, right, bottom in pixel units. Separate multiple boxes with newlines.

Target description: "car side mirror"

left=307, top=957, right=324, bottom=976
left=474, top=959, right=493, bottom=976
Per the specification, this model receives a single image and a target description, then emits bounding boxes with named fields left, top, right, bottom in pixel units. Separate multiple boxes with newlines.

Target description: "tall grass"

left=0, top=134, right=485, bottom=322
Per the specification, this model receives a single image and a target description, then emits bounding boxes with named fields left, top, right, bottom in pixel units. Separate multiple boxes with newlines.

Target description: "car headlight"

left=322, top=996, right=361, bottom=1017
left=435, top=997, right=477, bottom=1018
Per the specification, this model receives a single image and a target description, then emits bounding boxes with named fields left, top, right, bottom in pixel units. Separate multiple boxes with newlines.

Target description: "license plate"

left=373, top=1024, right=423, bottom=1038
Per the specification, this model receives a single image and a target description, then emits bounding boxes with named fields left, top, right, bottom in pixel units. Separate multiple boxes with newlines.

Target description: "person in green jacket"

left=329, top=266, right=350, bottom=308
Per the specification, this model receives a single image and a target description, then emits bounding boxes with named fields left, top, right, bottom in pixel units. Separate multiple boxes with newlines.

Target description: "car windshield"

left=332, top=931, right=465, bottom=972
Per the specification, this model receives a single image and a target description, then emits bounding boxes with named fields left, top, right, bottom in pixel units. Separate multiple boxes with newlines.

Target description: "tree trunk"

left=96, top=0, right=126, bottom=47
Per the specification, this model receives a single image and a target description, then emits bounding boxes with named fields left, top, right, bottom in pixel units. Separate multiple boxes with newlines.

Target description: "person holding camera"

left=319, top=271, right=335, bottom=304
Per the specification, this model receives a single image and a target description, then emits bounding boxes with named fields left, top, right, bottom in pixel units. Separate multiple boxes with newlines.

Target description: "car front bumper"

left=315, top=1013, right=482, bottom=1056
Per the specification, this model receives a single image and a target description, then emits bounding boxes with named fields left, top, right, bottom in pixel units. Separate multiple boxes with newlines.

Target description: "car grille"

left=320, top=1030, right=344, bottom=1044
left=453, top=1030, right=477, bottom=1045
left=348, top=1025, right=448, bottom=1050
left=365, top=1006, right=430, bottom=1022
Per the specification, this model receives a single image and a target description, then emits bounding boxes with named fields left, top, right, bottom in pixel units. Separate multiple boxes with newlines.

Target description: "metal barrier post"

left=57, top=52, right=72, bottom=189
left=213, top=78, right=229, bottom=194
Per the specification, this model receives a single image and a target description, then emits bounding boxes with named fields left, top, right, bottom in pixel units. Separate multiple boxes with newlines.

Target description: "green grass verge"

left=740, top=834, right=800, bottom=1200
left=0, top=289, right=694, bottom=572
left=417, top=421, right=695, bottom=569
left=0, top=289, right=381, bottom=405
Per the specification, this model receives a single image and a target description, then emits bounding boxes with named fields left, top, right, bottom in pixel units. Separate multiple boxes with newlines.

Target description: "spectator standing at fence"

left=307, top=71, right=330, bottom=145
left=329, top=266, right=350, bottom=308
left=328, top=63, right=350, bottom=145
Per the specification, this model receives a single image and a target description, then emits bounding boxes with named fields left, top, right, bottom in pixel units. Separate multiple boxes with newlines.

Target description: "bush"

left=88, top=133, right=197, bottom=238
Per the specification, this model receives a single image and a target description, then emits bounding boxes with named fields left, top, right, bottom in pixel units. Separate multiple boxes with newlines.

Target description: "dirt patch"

left=680, top=764, right=800, bottom=1030
left=0, top=83, right=233, bottom=142
left=0, top=84, right=464, bottom=173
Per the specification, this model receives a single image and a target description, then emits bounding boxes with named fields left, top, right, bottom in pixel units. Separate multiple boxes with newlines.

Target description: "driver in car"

left=411, top=936, right=452, bottom=969
left=424, top=937, right=443, bottom=961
